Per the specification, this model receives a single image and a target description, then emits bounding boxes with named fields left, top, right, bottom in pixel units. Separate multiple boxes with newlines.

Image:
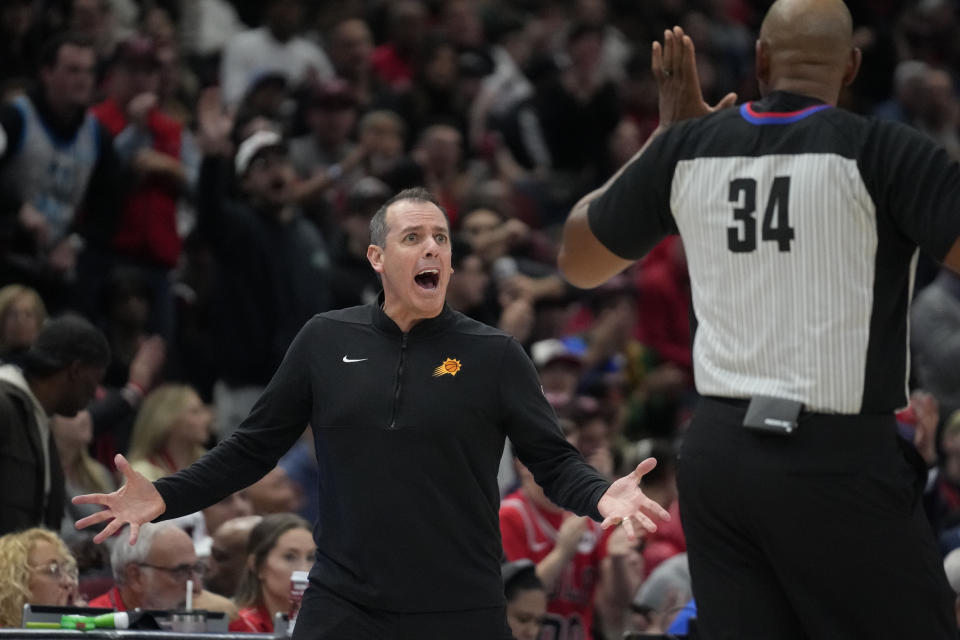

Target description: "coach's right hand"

left=73, top=454, right=166, bottom=546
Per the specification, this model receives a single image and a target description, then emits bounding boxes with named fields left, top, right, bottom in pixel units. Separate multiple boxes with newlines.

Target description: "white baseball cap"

left=235, top=130, right=285, bottom=175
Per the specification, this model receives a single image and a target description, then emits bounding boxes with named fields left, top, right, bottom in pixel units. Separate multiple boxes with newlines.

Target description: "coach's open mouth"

left=414, top=268, right=440, bottom=290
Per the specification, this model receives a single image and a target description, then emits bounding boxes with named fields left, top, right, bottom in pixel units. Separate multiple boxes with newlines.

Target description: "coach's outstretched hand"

left=597, top=457, right=672, bottom=542
left=73, top=454, right=166, bottom=545
left=653, top=25, right=737, bottom=126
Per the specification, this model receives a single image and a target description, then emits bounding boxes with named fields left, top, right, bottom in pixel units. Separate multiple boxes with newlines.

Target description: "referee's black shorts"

left=678, top=396, right=955, bottom=640
left=292, top=582, right=514, bottom=640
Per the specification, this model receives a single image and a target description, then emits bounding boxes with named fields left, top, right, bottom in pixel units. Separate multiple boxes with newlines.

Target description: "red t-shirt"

left=499, top=490, right=610, bottom=640
left=88, top=586, right=126, bottom=611
left=228, top=606, right=272, bottom=633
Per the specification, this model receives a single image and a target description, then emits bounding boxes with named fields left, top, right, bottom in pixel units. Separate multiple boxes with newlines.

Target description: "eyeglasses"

left=30, top=560, right=78, bottom=582
left=138, top=562, right=207, bottom=581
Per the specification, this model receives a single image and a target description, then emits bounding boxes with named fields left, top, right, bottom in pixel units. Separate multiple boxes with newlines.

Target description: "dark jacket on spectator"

left=0, top=380, right=65, bottom=535
left=196, top=156, right=332, bottom=388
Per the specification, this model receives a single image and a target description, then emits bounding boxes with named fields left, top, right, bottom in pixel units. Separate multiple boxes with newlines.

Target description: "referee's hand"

left=597, top=457, right=672, bottom=542
left=653, top=25, right=737, bottom=126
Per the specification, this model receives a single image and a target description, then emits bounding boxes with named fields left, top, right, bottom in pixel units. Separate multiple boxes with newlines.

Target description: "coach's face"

left=368, top=200, right=452, bottom=327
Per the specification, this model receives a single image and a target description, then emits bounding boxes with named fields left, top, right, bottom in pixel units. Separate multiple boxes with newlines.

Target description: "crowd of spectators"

left=0, top=0, right=959, bottom=637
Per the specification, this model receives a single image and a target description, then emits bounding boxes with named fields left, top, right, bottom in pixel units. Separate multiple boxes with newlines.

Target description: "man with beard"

left=192, top=91, right=333, bottom=438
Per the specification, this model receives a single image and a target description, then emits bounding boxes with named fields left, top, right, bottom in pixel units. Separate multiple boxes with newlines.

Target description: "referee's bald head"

left=756, top=0, right=860, bottom=104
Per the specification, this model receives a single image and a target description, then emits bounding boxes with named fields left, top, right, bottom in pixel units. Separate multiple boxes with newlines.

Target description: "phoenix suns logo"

left=432, top=358, right=462, bottom=377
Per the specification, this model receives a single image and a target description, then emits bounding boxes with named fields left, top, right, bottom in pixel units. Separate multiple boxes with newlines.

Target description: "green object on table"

left=26, top=613, right=130, bottom=631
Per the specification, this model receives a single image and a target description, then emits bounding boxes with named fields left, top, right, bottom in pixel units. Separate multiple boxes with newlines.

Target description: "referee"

left=559, top=1, right=960, bottom=637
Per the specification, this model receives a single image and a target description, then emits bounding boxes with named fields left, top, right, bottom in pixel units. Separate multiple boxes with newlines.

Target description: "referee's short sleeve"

left=587, top=128, right=680, bottom=261
left=861, top=120, right=960, bottom=261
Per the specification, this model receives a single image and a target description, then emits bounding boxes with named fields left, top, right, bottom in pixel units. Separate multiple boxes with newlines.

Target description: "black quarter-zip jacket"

left=154, top=301, right=611, bottom=612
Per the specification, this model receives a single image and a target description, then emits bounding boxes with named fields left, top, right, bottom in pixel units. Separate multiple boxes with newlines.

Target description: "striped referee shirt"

left=588, top=91, right=960, bottom=414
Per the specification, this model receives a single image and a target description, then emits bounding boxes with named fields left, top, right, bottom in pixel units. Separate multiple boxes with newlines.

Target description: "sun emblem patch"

left=433, top=358, right=462, bottom=377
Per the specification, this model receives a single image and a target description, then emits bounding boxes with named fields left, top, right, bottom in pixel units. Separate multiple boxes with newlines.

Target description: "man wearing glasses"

left=88, top=522, right=229, bottom=614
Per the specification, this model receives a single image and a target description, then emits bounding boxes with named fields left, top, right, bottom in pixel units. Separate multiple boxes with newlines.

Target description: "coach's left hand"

left=597, top=457, right=671, bottom=542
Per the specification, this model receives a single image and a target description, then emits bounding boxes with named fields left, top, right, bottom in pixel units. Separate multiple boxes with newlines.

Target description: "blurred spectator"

left=88, top=333, right=166, bottom=470
left=440, top=0, right=484, bottom=51
left=91, top=37, right=199, bottom=338
left=288, top=80, right=364, bottom=223
left=401, top=38, right=469, bottom=140
left=229, top=514, right=315, bottom=633
left=328, top=177, right=391, bottom=309
left=569, top=275, right=686, bottom=438
left=291, top=80, right=360, bottom=177
left=0, top=284, right=47, bottom=366
left=356, top=109, right=422, bottom=192
left=912, top=268, right=960, bottom=421
left=203, top=493, right=255, bottom=547
left=533, top=23, right=620, bottom=184
left=872, top=60, right=929, bottom=124
left=67, top=0, right=119, bottom=71
left=0, top=34, right=124, bottom=309
left=97, top=268, right=157, bottom=387
left=634, top=237, right=692, bottom=377
left=53, top=410, right=116, bottom=540
left=936, top=411, right=960, bottom=548
left=470, top=10, right=534, bottom=148
left=500, top=459, right=637, bottom=640
left=220, top=0, right=334, bottom=109
left=461, top=206, right=520, bottom=264
left=502, top=559, right=547, bottom=640
left=944, top=547, right=960, bottom=629
left=0, top=0, right=42, bottom=93
left=325, top=19, right=384, bottom=112
left=128, top=384, right=211, bottom=481
left=916, top=67, right=960, bottom=160
left=531, top=338, right=583, bottom=403
left=629, top=553, right=692, bottom=635
left=192, top=90, right=333, bottom=437
left=370, top=0, right=428, bottom=92
left=245, top=467, right=301, bottom=515
left=499, top=21, right=620, bottom=213
left=89, top=522, right=235, bottom=617
left=278, top=429, right=319, bottom=524
left=144, top=9, right=199, bottom=127
left=565, top=395, right=614, bottom=479
left=570, top=0, right=632, bottom=83
left=205, top=514, right=262, bottom=598
left=0, top=315, right=109, bottom=535
left=446, top=237, right=490, bottom=317
left=413, top=124, right=473, bottom=225
left=606, top=117, right=643, bottom=175
left=0, top=528, right=79, bottom=627
left=233, top=73, right=290, bottom=133
left=177, top=0, right=244, bottom=70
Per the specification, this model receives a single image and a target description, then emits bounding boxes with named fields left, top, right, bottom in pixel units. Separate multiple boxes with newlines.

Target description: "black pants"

left=678, top=397, right=955, bottom=639
left=292, top=583, right=514, bottom=640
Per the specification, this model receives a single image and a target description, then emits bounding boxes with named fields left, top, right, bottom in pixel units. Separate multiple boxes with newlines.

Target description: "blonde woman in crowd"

left=53, top=411, right=116, bottom=540
left=128, top=384, right=212, bottom=481
left=0, top=528, right=79, bottom=627
left=0, top=285, right=47, bottom=365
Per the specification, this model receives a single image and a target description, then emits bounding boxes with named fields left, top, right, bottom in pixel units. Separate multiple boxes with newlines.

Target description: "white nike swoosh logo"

left=342, top=356, right=368, bottom=363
